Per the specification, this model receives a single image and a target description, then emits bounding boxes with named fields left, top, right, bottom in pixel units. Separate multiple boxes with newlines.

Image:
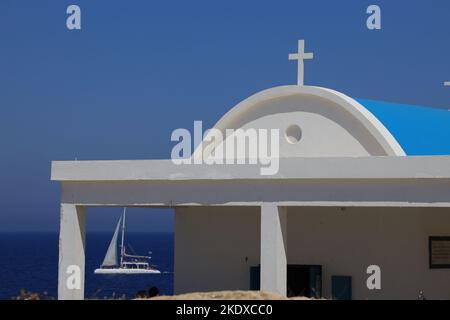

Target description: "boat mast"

left=120, top=208, right=126, bottom=267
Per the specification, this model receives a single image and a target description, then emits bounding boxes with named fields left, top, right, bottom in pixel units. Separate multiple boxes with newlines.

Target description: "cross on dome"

left=288, top=40, right=314, bottom=86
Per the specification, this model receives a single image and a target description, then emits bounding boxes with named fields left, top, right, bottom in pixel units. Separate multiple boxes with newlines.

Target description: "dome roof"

left=200, top=85, right=406, bottom=158
left=358, top=99, right=450, bottom=156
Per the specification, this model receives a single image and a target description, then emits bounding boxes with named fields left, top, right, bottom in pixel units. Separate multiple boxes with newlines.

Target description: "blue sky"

left=0, top=0, right=449, bottom=232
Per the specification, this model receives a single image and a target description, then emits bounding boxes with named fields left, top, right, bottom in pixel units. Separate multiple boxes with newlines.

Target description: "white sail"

left=101, top=215, right=122, bottom=267
left=94, top=208, right=160, bottom=275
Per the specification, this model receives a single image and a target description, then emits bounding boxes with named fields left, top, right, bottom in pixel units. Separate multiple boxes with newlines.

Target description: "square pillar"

left=58, top=204, right=86, bottom=300
left=260, top=203, right=287, bottom=295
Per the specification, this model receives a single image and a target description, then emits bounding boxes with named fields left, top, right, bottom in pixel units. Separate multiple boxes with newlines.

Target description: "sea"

left=0, top=232, right=174, bottom=300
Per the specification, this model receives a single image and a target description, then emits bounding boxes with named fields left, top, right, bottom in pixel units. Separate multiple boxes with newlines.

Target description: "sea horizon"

left=0, top=232, right=174, bottom=300
left=0, top=231, right=175, bottom=234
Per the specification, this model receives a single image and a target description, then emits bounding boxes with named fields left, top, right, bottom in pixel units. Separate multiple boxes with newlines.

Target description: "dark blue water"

left=0, top=232, right=174, bottom=299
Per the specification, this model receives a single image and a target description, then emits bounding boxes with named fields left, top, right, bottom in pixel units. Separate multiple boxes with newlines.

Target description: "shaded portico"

left=51, top=156, right=450, bottom=299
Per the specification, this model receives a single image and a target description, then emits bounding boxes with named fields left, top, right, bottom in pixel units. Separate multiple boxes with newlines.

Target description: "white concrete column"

left=58, top=204, right=86, bottom=300
left=260, top=203, right=287, bottom=295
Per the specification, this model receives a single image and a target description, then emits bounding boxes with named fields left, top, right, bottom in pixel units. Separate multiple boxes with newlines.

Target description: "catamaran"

left=94, top=208, right=161, bottom=274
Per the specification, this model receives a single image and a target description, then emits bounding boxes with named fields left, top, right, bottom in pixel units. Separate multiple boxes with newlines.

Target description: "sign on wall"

left=429, top=237, right=450, bottom=269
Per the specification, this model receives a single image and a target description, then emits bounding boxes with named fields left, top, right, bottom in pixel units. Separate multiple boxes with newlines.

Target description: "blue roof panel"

left=357, top=99, right=450, bottom=156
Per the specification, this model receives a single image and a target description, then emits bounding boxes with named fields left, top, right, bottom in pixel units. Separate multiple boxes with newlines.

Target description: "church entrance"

left=287, top=265, right=322, bottom=298
left=249, top=264, right=322, bottom=298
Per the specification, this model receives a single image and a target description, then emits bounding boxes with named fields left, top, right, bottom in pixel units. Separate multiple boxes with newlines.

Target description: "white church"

left=51, top=40, right=450, bottom=300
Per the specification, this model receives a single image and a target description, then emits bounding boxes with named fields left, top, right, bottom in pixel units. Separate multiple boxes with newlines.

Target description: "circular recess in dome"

left=285, top=124, right=302, bottom=144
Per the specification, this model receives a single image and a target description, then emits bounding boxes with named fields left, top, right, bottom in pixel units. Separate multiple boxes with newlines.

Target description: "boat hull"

left=94, top=268, right=161, bottom=275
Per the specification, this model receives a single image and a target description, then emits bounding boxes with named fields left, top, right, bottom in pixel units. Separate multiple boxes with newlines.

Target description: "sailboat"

left=94, top=208, right=161, bottom=274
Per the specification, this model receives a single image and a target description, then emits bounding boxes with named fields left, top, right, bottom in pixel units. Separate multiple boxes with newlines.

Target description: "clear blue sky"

left=0, top=0, right=449, bottom=232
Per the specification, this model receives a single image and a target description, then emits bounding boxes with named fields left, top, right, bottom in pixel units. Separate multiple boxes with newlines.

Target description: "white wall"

left=287, top=207, right=450, bottom=300
left=174, top=206, right=260, bottom=294
left=174, top=206, right=450, bottom=299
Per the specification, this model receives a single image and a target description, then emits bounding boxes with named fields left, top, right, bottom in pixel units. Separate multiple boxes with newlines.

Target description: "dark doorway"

left=249, top=264, right=322, bottom=298
left=249, top=266, right=260, bottom=291
left=287, top=265, right=322, bottom=298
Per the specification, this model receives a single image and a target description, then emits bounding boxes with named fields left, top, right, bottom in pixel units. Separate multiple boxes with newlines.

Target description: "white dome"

left=198, top=85, right=405, bottom=159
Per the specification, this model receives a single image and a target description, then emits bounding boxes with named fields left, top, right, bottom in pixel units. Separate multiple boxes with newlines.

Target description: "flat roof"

left=51, top=156, right=450, bottom=182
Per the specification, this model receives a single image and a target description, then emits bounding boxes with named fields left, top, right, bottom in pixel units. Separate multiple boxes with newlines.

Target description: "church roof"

left=204, top=86, right=406, bottom=157
left=358, top=100, right=450, bottom=156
